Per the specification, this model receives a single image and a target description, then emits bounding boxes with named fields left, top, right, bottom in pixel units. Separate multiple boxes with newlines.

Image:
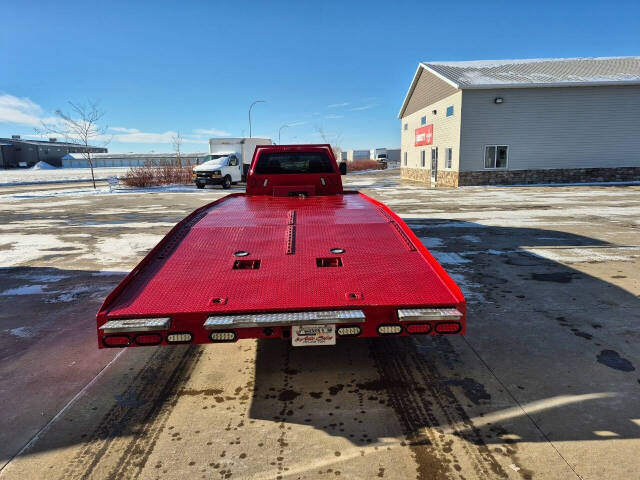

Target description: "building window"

left=404, top=123, right=408, bottom=131
left=446, top=106, right=454, bottom=117
left=421, top=150, right=426, bottom=167
left=431, top=147, right=438, bottom=162
left=484, top=145, right=508, bottom=169
left=420, top=116, right=426, bottom=125
left=446, top=148, right=452, bottom=168
left=403, top=152, right=407, bottom=166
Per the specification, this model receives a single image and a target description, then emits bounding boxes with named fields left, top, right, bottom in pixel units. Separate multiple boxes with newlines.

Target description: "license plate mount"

left=291, top=324, right=336, bottom=346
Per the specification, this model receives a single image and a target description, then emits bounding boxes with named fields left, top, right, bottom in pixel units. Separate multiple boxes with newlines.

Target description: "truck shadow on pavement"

left=248, top=218, right=640, bottom=453
left=4, top=220, right=640, bottom=477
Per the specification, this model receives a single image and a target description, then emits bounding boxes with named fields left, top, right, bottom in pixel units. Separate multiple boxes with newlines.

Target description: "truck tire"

left=222, top=175, right=232, bottom=189
left=196, top=183, right=205, bottom=189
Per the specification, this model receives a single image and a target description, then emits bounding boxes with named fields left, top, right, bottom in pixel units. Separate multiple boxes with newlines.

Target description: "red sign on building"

left=415, top=125, right=433, bottom=146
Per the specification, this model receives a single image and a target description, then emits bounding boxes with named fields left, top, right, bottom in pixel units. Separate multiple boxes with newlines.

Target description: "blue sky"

left=2, top=0, right=639, bottom=153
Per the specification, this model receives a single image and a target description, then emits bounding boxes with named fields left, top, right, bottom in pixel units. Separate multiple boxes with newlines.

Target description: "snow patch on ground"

left=79, top=233, right=164, bottom=267
left=1, top=284, right=46, bottom=295
left=449, top=273, right=486, bottom=304
left=16, top=273, right=69, bottom=283
left=0, top=167, right=131, bottom=185
left=0, top=184, right=211, bottom=202
left=0, top=234, right=85, bottom=267
left=46, top=286, right=91, bottom=303
left=8, top=327, right=35, bottom=338
left=419, top=237, right=444, bottom=248
left=430, top=251, right=471, bottom=265
left=525, top=247, right=639, bottom=263
left=460, top=234, right=481, bottom=243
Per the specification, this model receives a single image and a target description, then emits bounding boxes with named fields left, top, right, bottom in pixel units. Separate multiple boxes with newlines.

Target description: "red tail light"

left=406, top=323, right=432, bottom=334
left=434, top=322, right=461, bottom=334
left=103, top=335, right=131, bottom=347
left=135, top=333, right=163, bottom=346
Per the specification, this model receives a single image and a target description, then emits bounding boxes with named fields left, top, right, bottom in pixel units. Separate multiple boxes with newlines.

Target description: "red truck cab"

left=246, top=144, right=344, bottom=196
left=96, top=144, right=465, bottom=349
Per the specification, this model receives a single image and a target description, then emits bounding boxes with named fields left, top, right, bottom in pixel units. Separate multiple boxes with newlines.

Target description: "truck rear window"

left=254, top=152, right=335, bottom=174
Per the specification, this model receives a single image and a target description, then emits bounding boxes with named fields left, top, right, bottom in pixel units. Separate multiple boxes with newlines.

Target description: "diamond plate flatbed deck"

left=97, top=192, right=465, bottom=344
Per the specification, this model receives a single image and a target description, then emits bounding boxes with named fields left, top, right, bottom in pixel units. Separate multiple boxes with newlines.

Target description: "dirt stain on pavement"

left=597, top=350, right=636, bottom=372
left=178, top=388, right=224, bottom=397
left=441, top=378, right=491, bottom=405
left=277, top=389, right=300, bottom=402
left=530, top=272, right=574, bottom=283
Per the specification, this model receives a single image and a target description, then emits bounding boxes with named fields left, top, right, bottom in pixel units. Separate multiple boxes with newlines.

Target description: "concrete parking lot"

left=0, top=171, right=639, bottom=479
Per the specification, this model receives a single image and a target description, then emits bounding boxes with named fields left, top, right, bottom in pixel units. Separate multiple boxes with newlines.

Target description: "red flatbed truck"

left=97, top=144, right=465, bottom=348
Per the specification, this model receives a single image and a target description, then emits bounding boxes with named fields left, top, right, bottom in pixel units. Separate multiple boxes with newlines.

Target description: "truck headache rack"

left=97, top=145, right=466, bottom=348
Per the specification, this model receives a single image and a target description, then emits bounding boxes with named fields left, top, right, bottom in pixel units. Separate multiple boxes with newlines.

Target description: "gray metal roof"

left=421, top=57, right=640, bottom=89
left=0, top=137, right=104, bottom=148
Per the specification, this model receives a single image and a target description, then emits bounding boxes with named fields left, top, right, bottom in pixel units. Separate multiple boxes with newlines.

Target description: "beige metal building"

left=398, top=57, right=640, bottom=186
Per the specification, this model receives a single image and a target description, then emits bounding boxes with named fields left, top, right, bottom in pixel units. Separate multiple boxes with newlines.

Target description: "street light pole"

left=278, top=124, right=290, bottom=144
left=248, top=100, right=265, bottom=138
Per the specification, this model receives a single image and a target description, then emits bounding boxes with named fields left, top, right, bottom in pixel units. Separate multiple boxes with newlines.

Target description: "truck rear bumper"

left=194, top=177, right=224, bottom=186
left=98, top=306, right=465, bottom=348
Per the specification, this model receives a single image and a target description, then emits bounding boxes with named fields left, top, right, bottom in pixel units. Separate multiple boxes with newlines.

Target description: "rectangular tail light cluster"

left=396, top=307, right=463, bottom=335
left=397, top=308, right=463, bottom=322
left=405, top=323, right=432, bottom=334
left=336, top=326, right=361, bottom=336
left=209, top=331, right=237, bottom=342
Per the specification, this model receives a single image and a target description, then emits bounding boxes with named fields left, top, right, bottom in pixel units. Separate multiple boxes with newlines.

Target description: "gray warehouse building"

left=0, top=135, right=107, bottom=168
left=399, top=57, right=640, bottom=187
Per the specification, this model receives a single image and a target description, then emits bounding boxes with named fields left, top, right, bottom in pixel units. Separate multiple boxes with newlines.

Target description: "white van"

left=192, top=137, right=272, bottom=189
left=192, top=153, right=242, bottom=189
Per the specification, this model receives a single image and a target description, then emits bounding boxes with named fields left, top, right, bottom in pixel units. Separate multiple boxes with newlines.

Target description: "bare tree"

left=37, top=100, right=109, bottom=189
left=171, top=131, right=183, bottom=166
left=314, top=125, right=343, bottom=161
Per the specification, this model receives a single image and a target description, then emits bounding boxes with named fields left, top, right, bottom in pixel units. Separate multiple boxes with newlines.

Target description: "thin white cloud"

left=324, top=114, right=343, bottom=119
left=109, top=126, right=140, bottom=133
left=327, top=102, right=350, bottom=108
left=109, top=130, right=207, bottom=144
left=0, top=93, right=59, bottom=127
left=287, top=121, right=308, bottom=127
left=350, top=103, right=379, bottom=111
left=193, top=127, right=231, bottom=136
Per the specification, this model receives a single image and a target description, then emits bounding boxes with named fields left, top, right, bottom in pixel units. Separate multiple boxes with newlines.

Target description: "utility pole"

left=248, top=100, right=265, bottom=138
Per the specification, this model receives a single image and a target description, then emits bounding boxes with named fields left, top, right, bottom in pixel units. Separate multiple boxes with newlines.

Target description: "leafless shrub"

left=346, top=160, right=379, bottom=172
left=121, top=160, right=193, bottom=187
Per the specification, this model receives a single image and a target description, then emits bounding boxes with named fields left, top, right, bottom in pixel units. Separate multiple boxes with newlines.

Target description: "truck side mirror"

left=339, top=161, right=347, bottom=175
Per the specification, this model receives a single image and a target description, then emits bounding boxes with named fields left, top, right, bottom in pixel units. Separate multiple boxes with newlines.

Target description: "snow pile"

left=31, top=161, right=57, bottom=170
